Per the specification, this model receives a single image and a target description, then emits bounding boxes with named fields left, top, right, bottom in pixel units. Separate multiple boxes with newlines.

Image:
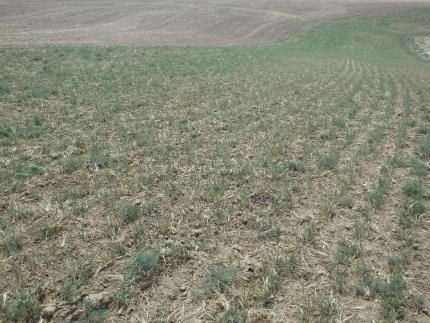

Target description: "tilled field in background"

left=0, top=0, right=428, bottom=45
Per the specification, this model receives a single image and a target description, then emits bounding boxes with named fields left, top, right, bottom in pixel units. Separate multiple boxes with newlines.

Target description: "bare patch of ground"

left=0, top=0, right=428, bottom=45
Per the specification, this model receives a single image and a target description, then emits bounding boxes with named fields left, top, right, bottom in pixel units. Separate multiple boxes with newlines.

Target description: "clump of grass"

left=286, top=159, right=306, bottom=173
left=302, top=293, right=338, bottom=322
left=410, top=158, right=428, bottom=178
left=113, top=282, right=135, bottom=309
left=0, top=126, right=13, bottom=138
left=136, top=133, right=154, bottom=147
left=16, top=162, right=43, bottom=179
left=354, top=264, right=406, bottom=322
left=221, top=297, right=248, bottom=322
left=378, top=275, right=407, bottom=322
left=331, top=270, right=348, bottom=294
left=404, top=118, right=416, bottom=128
left=264, top=227, right=282, bottom=239
left=77, top=303, right=108, bottom=323
left=256, top=258, right=288, bottom=307
left=119, top=202, right=140, bottom=223
left=35, top=223, right=60, bottom=242
left=89, top=151, right=110, bottom=168
left=402, top=180, right=424, bottom=199
left=368, top=167, right=392, bottom=208
left=126, top=248, right=163, bottom=283
left=18, top=124, right=44, bottom=139
left=396, top=126, right=407, bottom=149
left=416, top=124, right=430, bottom=135
left=195, top=263, right=237, bottom=298
left=33, top=114, right=44, bottom=127
left=70, top=260, right=96, bottom=286
left=59, top=279, right=76, bottom=302
left=368, top=186, right=386, bottom=208
left=387, top=252, right=411, bottom=274
left=0, top=217, right=6, bottom=230
left=417, top=136, right=430, bottom=159
left=61, top=155, right=81, bottom=174
left=336, top=239, right=362, bottom=266
left=354, top=214, right=370, bottom=241
left=132, top=224, right=145, bottom=242
left=410, top=294, right=425, bottom=313
left=286, top=254, right=301, bottom=276
left=0, top=289, right=42, bottom=322
left=408, top=200, right=426, bottom=215
left=367, top=127, right=385, bottom=143
left=2, top=234, right=23, bottom=255
left=56, top=185, right=88, bottom=202
left=9, top=205, right=33, bottom=221
left=389, top=156, right=407, bottom=168
left=111, top=241, right=127, bottom=256
left=320, top=130, right=336, bottom=141
left=318, top=151, right=339, bottom=170
left=399, top=199, right=427, bottom=229
left=333, top=117, right=346, bottom=128
left=301, top=224, right=318, bottom=245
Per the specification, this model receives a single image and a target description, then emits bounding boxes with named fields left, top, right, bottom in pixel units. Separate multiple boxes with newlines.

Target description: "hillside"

left=0, top=0, right=427, bottom=45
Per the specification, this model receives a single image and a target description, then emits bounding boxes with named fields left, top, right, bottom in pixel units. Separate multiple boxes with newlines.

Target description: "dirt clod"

left=41, top=304, right=57, bottom=319
left=84, top=292, right=111, bottom=309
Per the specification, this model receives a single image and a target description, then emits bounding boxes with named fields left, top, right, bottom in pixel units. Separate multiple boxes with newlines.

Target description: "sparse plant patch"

left=76, top=303, right=108, bottom=323
left=35, top=223, right=60, bottom=242
left=402, top=180, right=425, bottom=199
left=126, top=248, right=163, bottom=283
left=301, top=224, right=318, bottom=245
left=378, top=275, right=407, bottom=321
left=302, top=293, right=338, bottom=322
left=89, top=151, right=110, bottom=169
left=331, top=270, right=348, bottom=294
left=333, top=117, right=346, bottom=128
left=417, top=124, right=430, bottom=135
left=286, top=159, right=306, bottom=173
left=113, top=283, right=135, bottom=309
left=119, top=202, right=140, bottom=223
left=255, top=258, right=289, bottom=307
left=2, top=234, right=23, bottom=255
left=1, top=289, right=42, bottom=322
left=387, top=252, right=411, bottom=274
left=367, top=127, right=385, bottom=144
left=318, top=151, right=339, bottom=170
left=9, top=205, right=33, bottom=221
left=264, top=227, right=282, bottom=239
left=221, top=297, right=248, bottom=322
left=336, top=239, right=362, bottom=266
left=409, top=158, right=428, bottom=178
left=111, top=241, right=128, bottom=256
left=61, top=155, right=81, bottom=174
left=195, top=263, right=237, bottom=298
left=355, top=263, right=407, bottom=322
left=417, top=136, right=430, bottom=159
left=59, top=279, right=76, bottom=302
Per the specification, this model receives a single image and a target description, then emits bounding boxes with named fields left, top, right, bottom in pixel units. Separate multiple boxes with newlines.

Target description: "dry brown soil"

left=0, top=0, right=428, bottom=45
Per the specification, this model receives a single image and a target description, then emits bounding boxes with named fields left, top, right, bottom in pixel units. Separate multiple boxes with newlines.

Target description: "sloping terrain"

left=0, top=5, right=430, bottom=323
left=0, top=0, right=428, bottom=45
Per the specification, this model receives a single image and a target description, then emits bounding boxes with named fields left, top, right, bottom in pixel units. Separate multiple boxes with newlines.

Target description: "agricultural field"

left=0, top=0, right=426, bottom=45
left=1, top=3, right=430, bottom=323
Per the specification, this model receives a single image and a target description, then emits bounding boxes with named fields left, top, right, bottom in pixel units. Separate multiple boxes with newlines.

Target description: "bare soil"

left=0, top=0, right=428, bottom=45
